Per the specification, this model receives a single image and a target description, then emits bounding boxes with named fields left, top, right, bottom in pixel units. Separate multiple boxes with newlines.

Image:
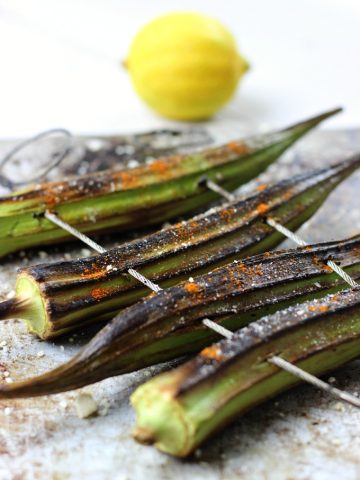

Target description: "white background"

left=0, top=0, right=359, bottom=137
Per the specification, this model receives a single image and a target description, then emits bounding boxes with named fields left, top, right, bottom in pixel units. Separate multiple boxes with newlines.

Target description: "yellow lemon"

left=126, top=12, right=249, bottom=121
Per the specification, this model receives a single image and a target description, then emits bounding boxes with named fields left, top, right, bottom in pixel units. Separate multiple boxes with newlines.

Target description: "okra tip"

left=0, top=353, right=86, bottom=398
left=308, top=106, right=343, bottom=120
left=0, top=296, right=29, bottom=320
left=286, top=106, right=343, bottom=132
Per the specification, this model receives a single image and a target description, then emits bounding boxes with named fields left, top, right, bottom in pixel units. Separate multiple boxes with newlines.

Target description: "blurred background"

left=0, top=0, right=359, bottom=137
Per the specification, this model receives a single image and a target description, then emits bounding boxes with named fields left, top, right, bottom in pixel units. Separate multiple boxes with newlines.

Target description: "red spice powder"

left=149, top=159, right=169, bottom=175
left=227, top=141, right=250, bottom=156
left=81, top=266, right=105, bottom=280
left=256, top=203, right=269, bottom=215
left=219, top=208, right=234, bottom=221
left=253, top=264, right=263, bottom=276
left=311, top=256, right=333, bottom=272
left=184, top=282, right=201, bottom=294
left=91, top=287, right=108, bottom=300
left=188, top=220, right=199, bottom=230
left=227, top=268, right=243, bottom=288
left=43, top=186, right=58, bottom=207
left=237, top=262, right=248, bottom=273
left=119, top=171, right=140, bottom=189
left=308, top=305, right=329, bottom=313
left=201, top=345, right=224, bottom=361
left=282, top=189, right=295, bottom=201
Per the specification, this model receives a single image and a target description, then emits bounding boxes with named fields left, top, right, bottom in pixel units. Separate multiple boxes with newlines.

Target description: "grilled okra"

left=0, top=236, right=359, bottom=398
left=0, top=109, right=340, bottom=257
left=2, top=154, right=359, bottom=339
left=132, top=287, right=360, bottom=457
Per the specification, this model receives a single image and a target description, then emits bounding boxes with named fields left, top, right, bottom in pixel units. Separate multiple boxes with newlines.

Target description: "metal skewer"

left=44, top=211, right=162, bottom=293
left=268, top=356, right=360, bottom=408
left=204, top=179, right=236, bottom=202
left=266, top=218, right=358, bottom=288
left=44, top=211, right=106, bottom=254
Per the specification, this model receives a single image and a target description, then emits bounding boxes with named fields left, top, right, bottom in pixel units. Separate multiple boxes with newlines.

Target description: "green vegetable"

left=131, top=287, right=360, bottom=456
left=0, top=236, right=359, bottom=398
left=0, top=109, right=340, bottom=257
left=1, top=154, right=358, bottom=339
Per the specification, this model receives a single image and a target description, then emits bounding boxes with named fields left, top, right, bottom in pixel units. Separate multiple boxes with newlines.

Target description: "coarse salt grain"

left=333, top=402, right=346, bottom=412
left=75, top=393, right=98, bottom=419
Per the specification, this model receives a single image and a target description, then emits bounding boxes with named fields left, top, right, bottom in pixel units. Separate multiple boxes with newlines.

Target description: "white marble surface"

left=0, top=0, right=360, bottom=138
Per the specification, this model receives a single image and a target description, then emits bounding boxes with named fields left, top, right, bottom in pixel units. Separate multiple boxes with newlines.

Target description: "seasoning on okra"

left=0, top=109, right=340, bottom=257
left=0, top=235, right=359, bottom=398
left=0, top=154, right=359, bottom=339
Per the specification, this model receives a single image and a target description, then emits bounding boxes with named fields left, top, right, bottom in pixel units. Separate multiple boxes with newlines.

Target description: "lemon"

left=125, top=12, right=249, bottom=121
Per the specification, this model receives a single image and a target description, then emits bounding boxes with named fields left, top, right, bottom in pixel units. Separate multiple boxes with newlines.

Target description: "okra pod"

left=2, top=154, right=359, bottom=339
left=132, top=287, right=360, bottom=457
left=0, top=109, right=340, bottom=257
left=0, top=236, right=359, bottom=398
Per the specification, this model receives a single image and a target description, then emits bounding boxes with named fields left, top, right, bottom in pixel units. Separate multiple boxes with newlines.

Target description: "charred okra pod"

left=2, top=154, right=359, bottom=339
left=0, top=236, right=359, bottom=398
left=0, top=109, right=340, bottom=257
left=132, top=287, right=360, bottom=457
